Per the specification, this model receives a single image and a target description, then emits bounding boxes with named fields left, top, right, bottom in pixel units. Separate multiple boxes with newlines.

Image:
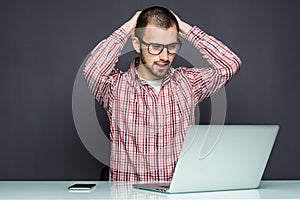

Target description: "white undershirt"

left=141, top=78, right=162, bottom=94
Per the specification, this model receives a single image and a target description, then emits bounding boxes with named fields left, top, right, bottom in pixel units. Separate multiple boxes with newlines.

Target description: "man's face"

left=138, top=25, right=178, bottom=81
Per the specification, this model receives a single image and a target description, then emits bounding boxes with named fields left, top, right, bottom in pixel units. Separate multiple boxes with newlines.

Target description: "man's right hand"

left=122, top=11, right=141, bottom=33
left=170, top=10, right=192, bottom=38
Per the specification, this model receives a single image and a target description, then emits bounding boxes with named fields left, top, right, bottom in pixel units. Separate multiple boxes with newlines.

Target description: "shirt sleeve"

left=184, top=26, right=242, bottom=103
left=83, top=27, right=128, bottom=109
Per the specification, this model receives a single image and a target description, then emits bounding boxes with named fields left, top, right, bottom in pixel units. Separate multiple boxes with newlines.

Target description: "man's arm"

left=174, top=12, right=242, bottom=103
left=83, top=12, right=140, bottom=107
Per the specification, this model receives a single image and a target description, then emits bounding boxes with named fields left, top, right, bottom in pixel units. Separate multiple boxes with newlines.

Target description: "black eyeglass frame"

left=139, top=39, right=182, bottom=55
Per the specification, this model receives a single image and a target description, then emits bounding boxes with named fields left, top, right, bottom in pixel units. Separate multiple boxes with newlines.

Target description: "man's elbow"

left=232, top=55, right=242, bottom=75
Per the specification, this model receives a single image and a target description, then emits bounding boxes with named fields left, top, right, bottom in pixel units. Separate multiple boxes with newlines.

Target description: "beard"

left=140, top=50, right=171, bottom=80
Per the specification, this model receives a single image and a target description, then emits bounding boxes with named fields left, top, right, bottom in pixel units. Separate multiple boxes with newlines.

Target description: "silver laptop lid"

left=168, top=125, right=279, bottom=193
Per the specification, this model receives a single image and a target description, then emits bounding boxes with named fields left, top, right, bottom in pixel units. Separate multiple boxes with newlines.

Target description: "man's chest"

left=111, top=80, right=194, bottom=126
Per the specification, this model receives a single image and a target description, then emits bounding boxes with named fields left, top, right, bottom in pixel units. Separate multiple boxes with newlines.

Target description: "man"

left=84, top=6, right=241, bottom=182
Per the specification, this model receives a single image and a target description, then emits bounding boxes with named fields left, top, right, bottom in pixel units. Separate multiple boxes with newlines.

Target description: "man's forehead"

left=141, top=25, right=178, bottom=44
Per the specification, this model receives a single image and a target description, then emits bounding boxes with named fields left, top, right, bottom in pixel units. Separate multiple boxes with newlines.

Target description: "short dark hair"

left=135, top=6, right=179, bottom=39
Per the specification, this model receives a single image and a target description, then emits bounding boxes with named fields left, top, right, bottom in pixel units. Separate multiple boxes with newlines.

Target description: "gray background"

left=0, top=0, right=299, bottom=180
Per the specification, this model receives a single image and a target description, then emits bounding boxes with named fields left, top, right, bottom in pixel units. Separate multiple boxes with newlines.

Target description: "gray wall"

left=0, top=0, right=299, bottom=180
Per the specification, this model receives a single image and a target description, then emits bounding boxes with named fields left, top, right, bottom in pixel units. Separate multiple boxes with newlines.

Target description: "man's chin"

left=153, top=69, right=169, bottom=79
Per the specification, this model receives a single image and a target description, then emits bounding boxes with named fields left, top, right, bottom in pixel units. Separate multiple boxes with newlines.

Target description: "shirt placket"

left=137, top=83, right=156, bottom=181
left=155, top=96, right=161, bottom=181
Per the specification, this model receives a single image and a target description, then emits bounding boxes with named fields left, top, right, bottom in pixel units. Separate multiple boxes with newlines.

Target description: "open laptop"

left=133, top=125, right=279, bottom=193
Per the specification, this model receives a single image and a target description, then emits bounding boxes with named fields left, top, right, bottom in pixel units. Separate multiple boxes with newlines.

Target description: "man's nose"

left=159, top=48, right=169, bottom=61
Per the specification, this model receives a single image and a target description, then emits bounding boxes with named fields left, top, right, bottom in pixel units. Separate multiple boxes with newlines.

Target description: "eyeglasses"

left=140, top=39, right=182, bottom=55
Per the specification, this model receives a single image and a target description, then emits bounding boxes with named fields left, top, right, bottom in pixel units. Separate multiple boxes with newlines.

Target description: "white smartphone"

left=68, top=183, right=96, bottom=192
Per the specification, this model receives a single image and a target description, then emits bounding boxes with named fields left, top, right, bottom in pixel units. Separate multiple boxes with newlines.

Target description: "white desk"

left=0, top=181, right=299, bottom=199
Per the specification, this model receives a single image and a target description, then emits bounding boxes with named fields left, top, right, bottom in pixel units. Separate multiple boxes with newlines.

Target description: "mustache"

left=154, top=61, right=170, bottom=65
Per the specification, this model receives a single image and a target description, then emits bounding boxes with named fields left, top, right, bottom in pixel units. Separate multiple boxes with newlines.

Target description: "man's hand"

left=122, top=11, right=141, bottom=33
left=170, top=10, right=192, bottom=38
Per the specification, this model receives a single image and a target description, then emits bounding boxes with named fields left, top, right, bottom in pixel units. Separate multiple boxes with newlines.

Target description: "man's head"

left=135, top=6, right=179, bottom=39
left=132, top=6, right=181, bottom=81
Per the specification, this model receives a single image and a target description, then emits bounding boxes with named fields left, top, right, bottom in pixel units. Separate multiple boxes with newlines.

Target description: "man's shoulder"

left=171, top=66, right=214, bottom=82
left=173, top=66, right=205, bottom=75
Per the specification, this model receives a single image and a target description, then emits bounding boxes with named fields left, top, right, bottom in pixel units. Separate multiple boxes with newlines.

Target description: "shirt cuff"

left=185, top=26, right=207, bottom=46
left=111, top=27, right=128, bottom=47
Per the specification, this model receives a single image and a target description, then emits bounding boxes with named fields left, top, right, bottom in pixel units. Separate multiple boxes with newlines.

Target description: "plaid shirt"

left=84, top=26, right=241, bottom=182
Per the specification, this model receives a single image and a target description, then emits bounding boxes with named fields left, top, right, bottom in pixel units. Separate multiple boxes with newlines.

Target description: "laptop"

left=133, top=125, right=279, bottom=193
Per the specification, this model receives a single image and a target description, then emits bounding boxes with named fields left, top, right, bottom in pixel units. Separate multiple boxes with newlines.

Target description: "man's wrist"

left=179, top=21, right=192, bottom=36
left=121, top=22, right=132, bottom=33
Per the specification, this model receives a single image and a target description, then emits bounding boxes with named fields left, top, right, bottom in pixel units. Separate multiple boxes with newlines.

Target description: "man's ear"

left=131, top=36, right=141, bottom=53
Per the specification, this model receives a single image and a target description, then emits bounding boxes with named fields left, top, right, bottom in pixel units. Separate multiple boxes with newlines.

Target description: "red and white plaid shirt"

left=84, top=26, right=241, bottom=182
